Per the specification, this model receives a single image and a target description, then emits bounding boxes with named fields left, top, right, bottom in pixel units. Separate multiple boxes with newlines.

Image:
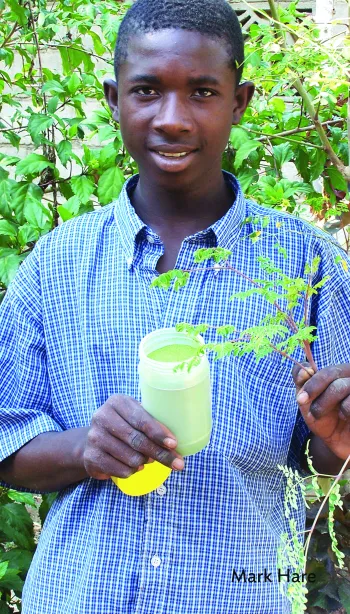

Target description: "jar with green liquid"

left=138, top=327, right=212, bottom=456
left=112, top=327, right=212, bottom=496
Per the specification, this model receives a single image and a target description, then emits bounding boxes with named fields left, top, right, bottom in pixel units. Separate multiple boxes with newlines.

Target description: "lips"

left=149, top=148, right=197, bottom=172
left=150, top=145, right=197, bottom=156
left=156, top=151, right=190, bottom=158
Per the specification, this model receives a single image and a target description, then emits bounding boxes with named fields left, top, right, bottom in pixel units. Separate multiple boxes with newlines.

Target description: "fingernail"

left=164, top=437, right=177, bottom=448
left=297, top=391, right=309, bottom=404
left=172, top=458, right=184, bottom=470
left=137, top=465, right=144, bottom=472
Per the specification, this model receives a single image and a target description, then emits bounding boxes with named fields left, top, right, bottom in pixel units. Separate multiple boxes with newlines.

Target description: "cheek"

left=206, top=111, right=233, bottom=148
left=118, top=107, right=146, bottom=148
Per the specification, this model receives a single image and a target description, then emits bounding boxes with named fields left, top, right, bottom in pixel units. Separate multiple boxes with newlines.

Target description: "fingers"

left=304, top=378, right=350, bottom=419
left=296, top=364, right=350, bottom=420
left=339, top=395, right=350, bottom=420
left=104, top=396, right=184, bottom=469
left=292, top=362, right=314, bottom=391
left=94, top=429, right=149, bottom=468
left=86, top=450, right=143, bottom=480
left=84, top=394, right=185, bottom=480
left=108, top=395, right=178, bottom=449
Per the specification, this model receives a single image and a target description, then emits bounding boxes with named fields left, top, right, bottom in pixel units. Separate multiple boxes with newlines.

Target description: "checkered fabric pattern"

left=1, top=171, right=349, bottom=614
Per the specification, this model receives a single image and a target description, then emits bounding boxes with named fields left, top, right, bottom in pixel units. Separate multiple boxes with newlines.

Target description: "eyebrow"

left=128, top=74, right=221, bottom=86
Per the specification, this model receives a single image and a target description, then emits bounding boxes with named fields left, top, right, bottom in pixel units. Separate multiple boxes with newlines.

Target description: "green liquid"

left=140, top=376, right=212, bottom=456
left=148, top=343, right=197, bottom=362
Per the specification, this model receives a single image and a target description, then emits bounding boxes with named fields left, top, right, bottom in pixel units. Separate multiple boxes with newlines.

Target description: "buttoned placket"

left=134, top=486, right=174, bottom=613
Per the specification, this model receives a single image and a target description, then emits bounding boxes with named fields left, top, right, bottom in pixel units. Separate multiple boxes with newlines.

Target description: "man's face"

left=104, top=29, right=254, bottom=189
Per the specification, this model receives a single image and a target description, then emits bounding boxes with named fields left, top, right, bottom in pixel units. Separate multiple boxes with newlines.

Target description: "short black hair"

left=114, top=0, right=244, bottom=86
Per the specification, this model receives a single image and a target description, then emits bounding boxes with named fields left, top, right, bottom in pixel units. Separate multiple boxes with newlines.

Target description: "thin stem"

left=314, top=99, right=322, bottom=123
left=266, top=136, right=281, bottom=177
left=10, top=41, right=110, bottom=64
left=0, top=127, right=27, bottom=133
left=269, top=344, right=309, bottom=371
left=243, top=119, right=344, bottom=141
left=242, top=128, right=324, bottom=150
left=28, top=1, right=47, bottom=114
left=303, top=453, right=350, bottom=572
left=1, top=22, right=19, bottom=48
left=304, top=273, right=312, bottom=326
left=181, top=263, right=260, bottom=286
left=298, top=100, right=304, bottom=130
left=302, top=341, right=318, bottom=373
left=181, top=263, right=302, bottom=334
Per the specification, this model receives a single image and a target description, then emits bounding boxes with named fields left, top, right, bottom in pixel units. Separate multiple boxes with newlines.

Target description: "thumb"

left=292, top=361, right=314, bottom=395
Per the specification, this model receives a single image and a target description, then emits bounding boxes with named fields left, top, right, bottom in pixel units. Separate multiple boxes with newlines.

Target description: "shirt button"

left=126, top=256, right=133, bottom=267
left=151, top=555, right=161, bottom=568
left=156, top=485, right=167, bottom=496
left=147, top=235, right=155, bottom=244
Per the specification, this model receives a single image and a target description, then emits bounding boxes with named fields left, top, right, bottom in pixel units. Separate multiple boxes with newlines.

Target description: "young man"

left=0, top=0, right=349, bottom=612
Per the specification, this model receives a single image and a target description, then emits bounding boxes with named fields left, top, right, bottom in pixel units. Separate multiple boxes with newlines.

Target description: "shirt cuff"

left=0, top=411, right=63, bottom=493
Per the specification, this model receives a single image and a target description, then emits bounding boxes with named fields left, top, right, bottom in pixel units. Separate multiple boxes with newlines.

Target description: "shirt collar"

left=113, top=171, right=247, bottom=269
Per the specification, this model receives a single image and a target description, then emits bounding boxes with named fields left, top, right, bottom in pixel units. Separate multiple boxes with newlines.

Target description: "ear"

left=232, top=81, right=255, bottom=125
left=103, top=78, right=120, bottom=123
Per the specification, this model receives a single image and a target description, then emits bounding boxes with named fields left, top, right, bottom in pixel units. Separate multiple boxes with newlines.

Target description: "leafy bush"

left=0, top=488, right=56, bottom=611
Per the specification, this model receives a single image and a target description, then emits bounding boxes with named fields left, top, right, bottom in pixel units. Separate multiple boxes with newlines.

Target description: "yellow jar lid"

left=111, top=461, right=172, bottom=496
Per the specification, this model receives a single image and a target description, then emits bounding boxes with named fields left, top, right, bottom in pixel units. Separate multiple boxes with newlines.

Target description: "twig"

left=302, top=341, right=318, bottom=373
left=298, top=100, right=304, bottom=130
left=10, top=42, right=111, bottom=64
left=242, top=127, right=325, bottom=150
left=303, top=453, right=350, bottom=572
left=243, top=119, right=344, bottom=141
left=28, top=1, right=47, bottom=114
left=0, top=22, right=19, bottom=48
left=304, top=273, right=312, bottom=326
left=269, top=344, right=310, bottom=371
left=180, top=263, right=301, bottom=334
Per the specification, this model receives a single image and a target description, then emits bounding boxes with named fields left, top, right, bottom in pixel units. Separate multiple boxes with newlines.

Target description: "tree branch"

left=243, top=119, right=344, bottom=141
left=1, top=22, right=19, bottom=48
left=266, top=0, right=350, bottom=182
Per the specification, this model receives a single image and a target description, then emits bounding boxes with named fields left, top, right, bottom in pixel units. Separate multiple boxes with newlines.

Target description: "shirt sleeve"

left=0, top=242, right=63, bottom=490
left=288, top=239, right=350, bottom=473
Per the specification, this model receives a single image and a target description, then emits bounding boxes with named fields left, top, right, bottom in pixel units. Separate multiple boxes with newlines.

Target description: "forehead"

left=120, top=28, right=232, bottom=80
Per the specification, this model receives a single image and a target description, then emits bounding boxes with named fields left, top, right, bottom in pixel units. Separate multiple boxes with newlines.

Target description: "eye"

left=133, top=87, right=158, bottom=96
left=193, top=89, right=215, bottom=97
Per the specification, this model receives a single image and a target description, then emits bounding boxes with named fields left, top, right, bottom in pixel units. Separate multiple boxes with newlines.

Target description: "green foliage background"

left=0, top=0, right=349, bottom=611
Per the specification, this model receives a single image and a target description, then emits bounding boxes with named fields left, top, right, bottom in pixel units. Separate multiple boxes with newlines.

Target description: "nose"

left=152, top=93, right=194, bottom=135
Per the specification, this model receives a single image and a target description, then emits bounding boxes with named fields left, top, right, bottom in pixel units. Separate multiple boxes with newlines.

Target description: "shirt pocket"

left=207, top=352, right=299, bottom=473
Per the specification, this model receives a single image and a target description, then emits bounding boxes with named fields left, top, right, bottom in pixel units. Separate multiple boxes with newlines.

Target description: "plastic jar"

left=138, top=327, right=212, bottom=456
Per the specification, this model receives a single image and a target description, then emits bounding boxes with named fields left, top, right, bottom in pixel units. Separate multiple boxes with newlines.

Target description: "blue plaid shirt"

left=1, top=171, right=349, bottom=614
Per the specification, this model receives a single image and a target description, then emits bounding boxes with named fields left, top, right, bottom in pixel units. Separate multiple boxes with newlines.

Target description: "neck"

left=129, top=171, right=235, bottom=238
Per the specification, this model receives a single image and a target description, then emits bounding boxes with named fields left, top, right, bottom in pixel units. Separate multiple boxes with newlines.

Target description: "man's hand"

left=292, top=363, right=350, bottom=462
left=83, top=394, right=185, bottom=480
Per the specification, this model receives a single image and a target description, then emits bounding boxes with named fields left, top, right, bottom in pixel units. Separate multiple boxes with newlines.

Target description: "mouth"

left=149, top=149, right=197, bottom=171
left=154, top=151, right=191, bottom=158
